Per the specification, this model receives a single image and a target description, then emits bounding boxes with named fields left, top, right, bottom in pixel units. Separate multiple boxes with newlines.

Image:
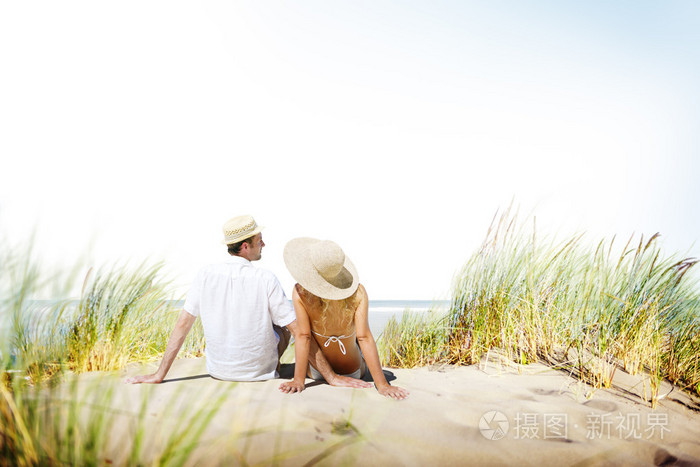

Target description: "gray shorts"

left=308, top=358, right=366, bottom=381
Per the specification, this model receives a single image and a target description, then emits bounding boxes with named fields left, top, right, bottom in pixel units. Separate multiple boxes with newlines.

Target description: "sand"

left=61, top=354, right=700, bottom=466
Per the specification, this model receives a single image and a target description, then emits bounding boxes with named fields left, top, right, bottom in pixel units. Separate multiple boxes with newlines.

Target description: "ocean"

left=0, top=299, right=451, bottom=341
left=366, top=300, right=450, bottom=335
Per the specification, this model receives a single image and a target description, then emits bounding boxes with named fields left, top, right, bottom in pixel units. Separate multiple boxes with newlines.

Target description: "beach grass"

left=1, top=365, right=227, bottom=465
left=2, top=245, right=205, bottom=381
left=0, top=238, right=211, bottom=464
left=379, top=310, right=449, bottom=368
left=379, top=207, right=700, bottom=405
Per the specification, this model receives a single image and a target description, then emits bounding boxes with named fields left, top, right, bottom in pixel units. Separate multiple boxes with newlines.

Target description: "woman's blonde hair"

left=296, top=283, right=361, bottom=334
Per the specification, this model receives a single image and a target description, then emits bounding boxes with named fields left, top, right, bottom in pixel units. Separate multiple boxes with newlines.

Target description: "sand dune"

left=63, top=355, right=700, bottom=465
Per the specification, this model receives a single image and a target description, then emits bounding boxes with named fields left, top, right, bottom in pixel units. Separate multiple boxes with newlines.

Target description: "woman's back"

left=296, top=283, right=365, bottom=376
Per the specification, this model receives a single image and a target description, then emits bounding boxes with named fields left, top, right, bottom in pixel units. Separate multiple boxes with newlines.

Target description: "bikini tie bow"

left=321, top=336, right=346, bottom=355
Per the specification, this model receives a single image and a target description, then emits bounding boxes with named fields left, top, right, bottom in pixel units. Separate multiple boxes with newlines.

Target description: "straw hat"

left=221, top=215, right=264, bottom=245
left=283, top=238, right=359, bottom=300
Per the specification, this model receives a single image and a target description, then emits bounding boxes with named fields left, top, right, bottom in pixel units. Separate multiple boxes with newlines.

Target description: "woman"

left=278, top=238, right=409, bottom=400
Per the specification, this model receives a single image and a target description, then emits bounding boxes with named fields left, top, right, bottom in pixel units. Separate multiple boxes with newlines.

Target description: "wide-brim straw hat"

left=221, top=215, right=264, bottom=245
left=283, top=237, right=359, bottom=300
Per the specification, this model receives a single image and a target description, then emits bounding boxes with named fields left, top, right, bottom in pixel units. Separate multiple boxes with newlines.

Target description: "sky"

left=1, top=1, right=699, bottom=300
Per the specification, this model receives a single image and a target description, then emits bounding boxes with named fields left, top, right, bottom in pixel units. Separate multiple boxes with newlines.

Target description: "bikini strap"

left=312, top=330, right=356, bottom=355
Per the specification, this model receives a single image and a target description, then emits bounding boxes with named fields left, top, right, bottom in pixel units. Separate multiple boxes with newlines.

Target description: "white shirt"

left=183, top=256, right=295, bottom=381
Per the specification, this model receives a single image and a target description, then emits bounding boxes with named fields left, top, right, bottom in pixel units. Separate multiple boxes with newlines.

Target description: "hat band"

left=224, top=220, right=256, bottom=239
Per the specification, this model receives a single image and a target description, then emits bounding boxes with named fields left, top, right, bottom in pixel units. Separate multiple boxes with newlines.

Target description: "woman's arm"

left=279, top=287, right=312, bottom=393
left=355, top=285, right=409, bottom=400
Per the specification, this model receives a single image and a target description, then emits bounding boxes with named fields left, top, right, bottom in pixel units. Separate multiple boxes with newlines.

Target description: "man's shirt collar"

left=227, top=255, right=251, bottom=265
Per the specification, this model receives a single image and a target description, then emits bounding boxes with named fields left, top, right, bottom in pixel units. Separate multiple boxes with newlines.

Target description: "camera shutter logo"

left=479, top=411, right=509, bottom=440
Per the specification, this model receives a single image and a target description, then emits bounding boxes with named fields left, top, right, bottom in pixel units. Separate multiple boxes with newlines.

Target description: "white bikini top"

left=312, top=330, right=356, bottom=355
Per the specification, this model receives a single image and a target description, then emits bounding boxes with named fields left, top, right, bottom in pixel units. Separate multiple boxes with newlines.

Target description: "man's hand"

left=125, top=373, right=163, bottom=384
left=125, top=310, right=196, bottom=385
left=327, top=374, right=373, bottom=389
left=279, top=380, right=305, bottom=394
left=376, top=384, right=410, bottom=400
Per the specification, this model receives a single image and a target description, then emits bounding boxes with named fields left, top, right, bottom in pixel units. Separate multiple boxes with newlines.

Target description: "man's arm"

left=125, top=309, right=197, bottom=384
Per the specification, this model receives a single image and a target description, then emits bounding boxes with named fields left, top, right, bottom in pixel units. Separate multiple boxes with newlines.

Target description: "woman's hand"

left=279, top=380, right=305, bottom=394
left=327, top=374, right=373, bottom=388
left=376, top=384, right=410, bottom=400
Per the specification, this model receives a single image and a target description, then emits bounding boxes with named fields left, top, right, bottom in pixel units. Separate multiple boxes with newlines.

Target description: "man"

left=126, top=215, right=372, bottom=387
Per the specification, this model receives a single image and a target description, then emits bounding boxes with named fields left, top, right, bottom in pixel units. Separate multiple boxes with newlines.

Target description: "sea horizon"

left=0, top=299, right=452, bottom=340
